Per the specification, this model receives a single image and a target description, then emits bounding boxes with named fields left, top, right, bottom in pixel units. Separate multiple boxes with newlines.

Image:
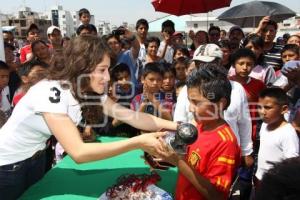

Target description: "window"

left=193, top=23, right=198, bottom=28
left=20, top=20, right=26, bottom=27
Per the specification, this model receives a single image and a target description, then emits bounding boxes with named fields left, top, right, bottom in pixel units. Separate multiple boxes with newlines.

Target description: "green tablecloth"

left=20, top=137, right=178, bottom=200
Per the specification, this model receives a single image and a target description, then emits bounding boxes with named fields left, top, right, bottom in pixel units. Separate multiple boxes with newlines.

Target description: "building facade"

left=7, top=7, right=51, bottom=40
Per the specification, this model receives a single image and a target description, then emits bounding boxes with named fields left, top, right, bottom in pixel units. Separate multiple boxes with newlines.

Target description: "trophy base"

left=144, top=152, right=175, bottom=170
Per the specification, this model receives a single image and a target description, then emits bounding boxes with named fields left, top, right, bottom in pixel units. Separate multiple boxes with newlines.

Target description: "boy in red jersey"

left=160, top=63, right=241, bottom=200
left=229, top=48, right=265, bottom=141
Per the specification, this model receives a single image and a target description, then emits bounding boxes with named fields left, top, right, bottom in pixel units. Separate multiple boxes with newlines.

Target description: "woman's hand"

left=136, top=132, right=167, bottom=157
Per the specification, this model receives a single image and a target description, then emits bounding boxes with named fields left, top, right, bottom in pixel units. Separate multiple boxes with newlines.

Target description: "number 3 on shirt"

left=49, top=87, right=61, bottom=103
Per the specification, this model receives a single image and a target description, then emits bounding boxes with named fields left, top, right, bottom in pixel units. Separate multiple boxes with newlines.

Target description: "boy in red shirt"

left=229, top=48, right=265, bottom=141
left=161, top=63, right=241, bottom=200
left=19, top=24, right=40, bottom=63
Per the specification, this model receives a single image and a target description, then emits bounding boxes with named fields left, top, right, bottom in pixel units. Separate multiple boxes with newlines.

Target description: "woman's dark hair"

left=48, top=35, right=114, bottom=125
left=145, top=36, right=160, bottom=50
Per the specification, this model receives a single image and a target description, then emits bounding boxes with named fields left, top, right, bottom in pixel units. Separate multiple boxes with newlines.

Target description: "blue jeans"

left=0, top=151, right=46, bottom=200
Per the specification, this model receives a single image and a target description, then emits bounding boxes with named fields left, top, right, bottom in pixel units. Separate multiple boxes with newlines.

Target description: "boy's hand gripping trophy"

left=145, top=123, right=198, bottom=170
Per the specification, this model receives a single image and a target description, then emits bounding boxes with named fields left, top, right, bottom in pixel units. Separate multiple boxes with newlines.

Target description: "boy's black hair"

left=173, top=46, right=190, bottom=58
left=17, top=60, right=48, bottom=77
left=135, top=18, right=149, bottom=30
left=109, top=63, right=131, bottom=82
left=161, top=63, right=176, bottom=76
left=145, top=36, right=160, bottom=49
left=172, top=56, right=190, bottom=69
left=256, top=157, right=300, bottom=200
left=175, top=81, right=186, bottom=89
left=161, top=20, right=175, bottom=33
left=186, top=63, right=231, bottom=109
left=142, top=62, right=164, bottom=78
left=230, top=48, right=256, bottom=66
left=218, top=39, right=231, bottom=49
left=208, top=26, right=221, bottom=34
left=78, top=8, right=90, bottom=18
left=259, top=87, right=289, bottom=106
left=76, top=24, right=97, bottom=35
left=0, top=60, right=10, bottom=71
left=26, top=24, right=39, bottom=36
left=281, top=44, right=300, bottom=56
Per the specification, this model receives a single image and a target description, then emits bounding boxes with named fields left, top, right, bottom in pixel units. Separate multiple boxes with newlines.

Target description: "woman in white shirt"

left=0, top=35, right=177, bottom=200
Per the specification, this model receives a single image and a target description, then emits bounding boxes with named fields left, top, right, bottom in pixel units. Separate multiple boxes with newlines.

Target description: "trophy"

left=145, top=123, right=198, bottom=170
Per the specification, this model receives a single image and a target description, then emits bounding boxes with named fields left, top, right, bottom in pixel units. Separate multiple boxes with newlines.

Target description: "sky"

left=0, top=0, right=299, bottom=26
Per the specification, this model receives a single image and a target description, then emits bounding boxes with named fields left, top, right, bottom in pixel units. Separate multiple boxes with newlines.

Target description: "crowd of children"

left=0, top=7, right=300, bottom=200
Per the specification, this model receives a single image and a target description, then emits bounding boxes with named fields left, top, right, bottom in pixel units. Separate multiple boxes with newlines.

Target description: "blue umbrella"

left=217, top=1, right=296, bottom=27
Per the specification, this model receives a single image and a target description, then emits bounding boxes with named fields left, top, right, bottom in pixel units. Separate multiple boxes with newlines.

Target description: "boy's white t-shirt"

left=255, top=123, right=299, bottom=180
left=0, top=80, right=107, bottom=166
left=0, top=86, right=11, bottom=116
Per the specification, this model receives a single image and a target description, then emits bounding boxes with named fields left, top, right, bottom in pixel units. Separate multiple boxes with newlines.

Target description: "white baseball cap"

left=193, top=43, right=223, bottom=62
left=47, top=26, right=61, bottom=35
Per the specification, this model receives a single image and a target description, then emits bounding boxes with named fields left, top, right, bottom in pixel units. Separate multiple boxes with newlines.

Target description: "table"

left=20, top=137, right=178, bottom=200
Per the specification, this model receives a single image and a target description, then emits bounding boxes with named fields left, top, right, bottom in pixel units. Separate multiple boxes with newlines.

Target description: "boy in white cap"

left=47, top=26, right=62, bottom=50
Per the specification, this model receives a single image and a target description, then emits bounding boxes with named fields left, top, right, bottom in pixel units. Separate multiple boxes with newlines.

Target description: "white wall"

left=0, top=21, right=5, bottom=61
